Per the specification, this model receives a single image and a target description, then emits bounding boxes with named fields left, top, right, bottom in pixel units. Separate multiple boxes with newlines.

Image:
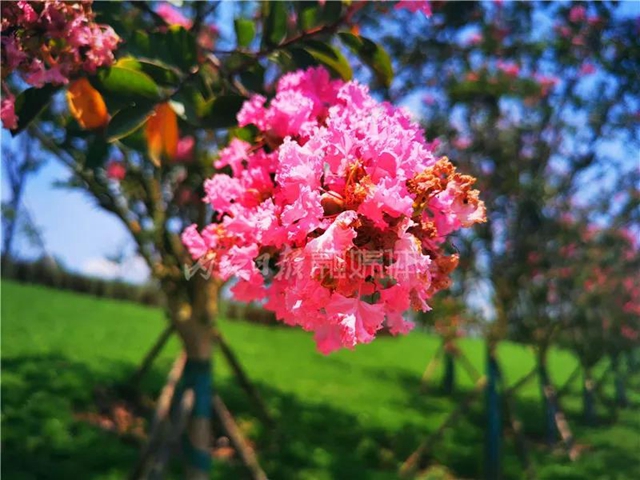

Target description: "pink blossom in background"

left=1, top=93, right=18, bottom=130
left=197, top=25, right=219, bottom=50
left=466, top=72, right=480, bottom=82
left=1, top=36, right=27, bottom=70
left=588, top=16, right=602, bottom=27
left=1, top=0, right=120, bottom=128
left=621, top=326, right=638, bottom=341
left=156, top=3, right=193, bottom=29
left=555, top=25, right=572, bottom=38
left=579, top=63, right=596, bottom=76
left=106, top=161, right=126, bottom=181
left=497, top=60, right=520, bottom=78
left=422, top=94, right=436, bottom=106
left=175, top=136, right=196, bottom=163
left=452, top=137, right=472, bottom=150
left=395, top=0, right=432, bottom=17
left=536, top=75, right=559, bottom=96
left=571, top=35, right=585, bottom=46
left=466, top=32, right=483, bottom=46
left=569, top=5, right=586, bottom=23
left=183, top=67, right=486, bottom=354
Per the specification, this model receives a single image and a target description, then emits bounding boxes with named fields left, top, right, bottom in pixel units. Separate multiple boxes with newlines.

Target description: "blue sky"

left=2, top=1, right=638, bottom=284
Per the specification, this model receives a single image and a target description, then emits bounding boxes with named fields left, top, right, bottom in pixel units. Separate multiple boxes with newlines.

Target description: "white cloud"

left=80, top=255, right=150, bottom=284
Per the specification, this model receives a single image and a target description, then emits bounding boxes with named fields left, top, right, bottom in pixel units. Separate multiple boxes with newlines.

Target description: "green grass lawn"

left=2, top=280, right=639, bottom=479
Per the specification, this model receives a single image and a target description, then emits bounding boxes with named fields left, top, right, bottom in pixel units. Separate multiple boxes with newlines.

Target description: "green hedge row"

left=1, top=256, right=164, bottom=307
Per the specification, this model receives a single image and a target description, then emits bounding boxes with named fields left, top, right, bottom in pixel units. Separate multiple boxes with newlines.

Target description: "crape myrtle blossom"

left=182, top=67, right=486, bottom=354
left=395, top=1, right=432, bottom=17
left=1, top=0, right=119, bottom=129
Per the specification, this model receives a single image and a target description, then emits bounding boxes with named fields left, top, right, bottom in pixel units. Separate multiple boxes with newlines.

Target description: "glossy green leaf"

left=171, top=85, right=207, bottom=126
left=201, top=95, right=245, bottom=129
left=321, top=0, right=342, bottom=24
left=303, top=41, right=352, bottom=81
left=297, top=2, right=320, bottom=30
left=339, top=32, right=393, bottom=88
left=235, top=18, right=256, bottom=48
left=85, top=137, right=110, bottom=169
left=288, top=47, right=320, bottom=70
left=12, top=85, right=60, bottom=135
left=96, top=66, right=161, bottom=100
left=225, top=52, right=254, bottom=72
left=106, top=102, right=156, bottom=142
left=115, top=57, right=181, bottom=87
left=263, top=1, right=288, bottom=46
left=127, top=27, right=197, bottom=71
left=239, top=64, right=266, bottom=92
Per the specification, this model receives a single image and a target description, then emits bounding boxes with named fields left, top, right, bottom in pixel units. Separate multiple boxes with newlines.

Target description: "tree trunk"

left=582, top=365, right=596, bottom=425
left=537, top=349, right=558, bottom=446
left=628, top=350, right=638, bottom=373
left=485, top=344, right=501, bottom=480
left=170, top=278, right=219, bottom=480
left=611, top=353, right=628, bottom=408
left=442, top=343, right=456, bottom=395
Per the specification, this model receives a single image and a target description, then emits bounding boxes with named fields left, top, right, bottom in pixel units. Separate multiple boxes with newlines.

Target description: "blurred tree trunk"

left=441, top=343, right=456, bottom=395
left=485, top=343, right=501, bottom=480
left=168, top=277, right=219, bottom=480
left=582, top=365, right=596, bottom=425
left=610, top=353, right=628, bottom=408
left=537, top=348, right=558, bottom=446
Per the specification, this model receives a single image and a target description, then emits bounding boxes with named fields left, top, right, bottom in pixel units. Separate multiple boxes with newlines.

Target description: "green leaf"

left=239, top=64, right=266, bottom=92
left=115, top=57, right=181, bottom=87
left=225, top=52, right=254, bottom=72
left=288, top=48, right=320, bottom=70
left=235, top=18, right=256, bottom=48
left=229, top=125, right=258, bottom=143
left=12, top=85, right=60, bottom=134
left=263, top=1, right=288, bottom=47
left=127, top=27, right=197, bottom=71
left=338, top=33, right=393, bottom=88
left=171, top=85, right=207, bottom=126
left=303, top=41, right=352, bottom=81
left=296, top=1, right=341, bottom=30
left=85, top=137, right=110, bottom=169
left=201, top=95, right=245, bottom=129
left=106, top=102, right=156, bottom=142
left=164, top=26, right=198, bottom=70
left=297, top=2, right=320, bottom=30
left=96, top=66, right=161, bottom=100
left=321, top=0, right=342, bottom=24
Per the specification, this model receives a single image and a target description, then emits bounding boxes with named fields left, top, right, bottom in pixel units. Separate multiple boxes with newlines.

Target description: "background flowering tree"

left=2, top=1, right=487, bottom=477
left=358, top=0, right=639, bottom=467
left=365, top=1, right=638, bottom=327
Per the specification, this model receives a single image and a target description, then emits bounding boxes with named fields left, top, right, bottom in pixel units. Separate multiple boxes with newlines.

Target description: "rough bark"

left=169, top=278, right=219, bottom=480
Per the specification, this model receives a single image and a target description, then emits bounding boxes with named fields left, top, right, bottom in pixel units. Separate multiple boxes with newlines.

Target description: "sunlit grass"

left=2, top=280, right=638, bottom=479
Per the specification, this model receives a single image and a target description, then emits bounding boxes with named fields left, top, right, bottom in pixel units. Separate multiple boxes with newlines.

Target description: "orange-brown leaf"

left=145, top=103, right=178, bottom=166
left=66, top=78, right=109, bottom=130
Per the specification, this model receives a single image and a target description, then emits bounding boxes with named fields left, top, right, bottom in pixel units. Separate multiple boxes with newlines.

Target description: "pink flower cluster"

left=155, top=3, right=219, bottom=51
left=395, top=1, right=432, bottom=17
left=1, top=0, right=120, bottom=129
left=182, top=67, right=485, bottom=354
